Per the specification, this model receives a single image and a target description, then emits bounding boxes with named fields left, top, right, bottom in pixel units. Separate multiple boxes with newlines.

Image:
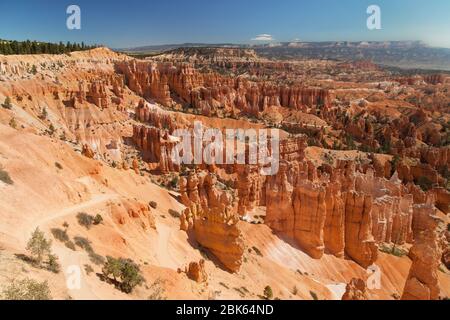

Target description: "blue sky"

left=1, top=0, right=449, bottom=48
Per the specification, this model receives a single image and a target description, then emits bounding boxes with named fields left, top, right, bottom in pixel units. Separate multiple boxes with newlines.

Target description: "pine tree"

left=26, top=228, right=52, bottom=265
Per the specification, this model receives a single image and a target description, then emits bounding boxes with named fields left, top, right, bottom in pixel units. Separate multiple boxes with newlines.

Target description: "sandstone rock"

left=323, top=176, right=345, bottom=257
left=341, top=278, right=369, bottom=300
left=402, top=206, right=443, bottom=300
left=292, top=179, right=327, bottom=259
left=110, top=199, right=155, bottom=230
left=132, top=158, right=139, bottom=175
left=132, top=125, right=180, bottom=173
left=344, top=191, right=378, bottom=268
left=186, top=259, right=208, bottom=283
left=179, top=172, right=244, bottom=273
left=81, top=144, right=95, bottom=158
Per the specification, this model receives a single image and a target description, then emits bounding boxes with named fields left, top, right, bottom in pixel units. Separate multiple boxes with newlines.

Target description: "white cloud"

left=251, top=34, right=274, bottom=41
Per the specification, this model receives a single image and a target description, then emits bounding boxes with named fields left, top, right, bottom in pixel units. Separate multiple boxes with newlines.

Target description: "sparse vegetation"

left=74, top=236, right=93, bottom=252
left=38, top=107, right=48, bottom=120
left=64, top=240, right=76, bottom=251
left=76, top=212, right=94, bottom=229
left=2, top=96, right=12, bottom=109
left=26, top=228, right=52, bottom=266
left=0, top=166, right=14, bottom=185
left=379, top=243, right=407, bottom=257
left=147, top=278, right=167, bottom=300
left=168, top=209, right=180, bottom=218
left=1, top=278, right=52, bottom=300
left=9, top=117, right=17, bottom=129
left=292, top=286, right=299, bottom=295
left=416, top=176, right=433, bottom=192
left=234, top=286, right=249, bottom=297
left=219, top=282, right=229, bottom=289
left=73, top=236, right=104, bottom=265
left=93, top=214, right=103, bottom=225
left=310, top=290, right=319, bottom=300
left=84, top=264, right=94, bottom=275
left=102, top=256, right=145, bottom=294
left=88, top=252, right=105, bottom=266
left=168, top=176, right=179, bottom=189
left=47, top=254, right=61, bottom=273
left=263, top=285, right=273, bottom=300
left=48, top=123, right=55, bottom=135
left=252, top=246, right=263, bottom=257
left=390, top=154, right=401, bottom=177
left=50, top=228, right=69, bottom=242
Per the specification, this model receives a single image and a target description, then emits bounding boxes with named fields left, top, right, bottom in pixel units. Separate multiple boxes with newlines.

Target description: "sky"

left=1, top=0, right=450, bottom=48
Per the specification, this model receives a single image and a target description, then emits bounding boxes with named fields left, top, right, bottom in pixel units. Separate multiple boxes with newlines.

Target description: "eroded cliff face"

left=264, top=159, right=421, bottom=268
left=179, top=172, right=244, bottom=273
left=402, top=205, right=443, bottom=300
left=115, top=60, right=330, bottom=118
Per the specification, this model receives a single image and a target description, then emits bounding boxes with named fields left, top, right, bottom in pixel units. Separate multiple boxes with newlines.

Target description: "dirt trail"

left=20, top=193, right=119, bottom=299
left=22, top=193, right=118, bottom=244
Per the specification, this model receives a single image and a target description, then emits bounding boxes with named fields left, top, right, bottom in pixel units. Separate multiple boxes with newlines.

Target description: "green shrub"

left=88, top=252, right=105, bottom=266
left=76, top=212, right=94, bottom=229
left=2, top=97, right=12, bottom=109
left=0, top=166, right=14, bottom=185
left=102, top=256, right=145, bottom=294
left=252, top=246, right=263, bottom=257
left=416, top=176, right=433, bottom=192
left=26, top=228, right=52, bottom=265
left=50, top=228, right=69, bottom=242
left=64, top=240, right=76, bottom=251
left=310, top=291, right=319, bottom=300
left=84, top=264, right=94, bottom=275
left=147, top=278, right=167, bottom=300
left=1, top=278, right=52, bottom=300
left=9, top=117, right=17, bottom=129
left=219, top=282, right=229, bottom=289
left=168, top=176, right=179, bottom=189
left=93, top=214, right=103, bottom=225
left=379, top=243, right=407, bottom=257
left=168, top=209, right=180, bottom=218
left=263, top=286, right=273, bottom=300
left=47, top=254, right=61, bottom=274
left=74, top=236, right=93, bottom=253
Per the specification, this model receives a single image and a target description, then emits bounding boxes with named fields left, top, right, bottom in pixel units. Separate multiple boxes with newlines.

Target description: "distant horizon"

left=116, top=40, right=450, bottom=50
left=3, top=38, right=450, bottom=51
